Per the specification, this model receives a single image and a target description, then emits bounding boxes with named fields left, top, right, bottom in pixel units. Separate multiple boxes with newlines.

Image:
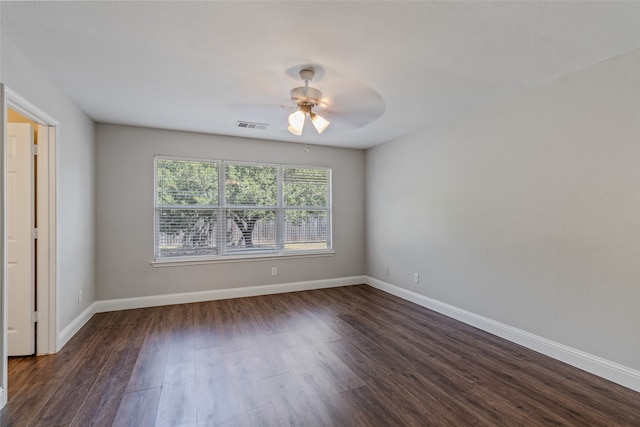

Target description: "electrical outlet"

left=272, top=267, right=278, bottom=276
left=385, top=266, right=389, bottom=275
left=78, top=290, right=83, bottom=303
left=413, top=273, right=419, bottom=283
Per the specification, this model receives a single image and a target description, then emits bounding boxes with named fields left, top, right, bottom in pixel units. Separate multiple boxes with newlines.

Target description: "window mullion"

left=276, top=166, right=284, bottom=252
left=327, top=168, right=333, bottom=250
left=154, top=157, right=160, bottom=259
left=217, top=161, right=227, bottom=255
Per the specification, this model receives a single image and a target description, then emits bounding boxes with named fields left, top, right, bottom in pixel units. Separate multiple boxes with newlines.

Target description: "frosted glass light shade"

left=288, top=110, right=305, bottom=135
left=288, top=124, right=303, bottom=135
left=311, top=114, right=330, bottom=134
left=288, top=110, right=305, bottom=127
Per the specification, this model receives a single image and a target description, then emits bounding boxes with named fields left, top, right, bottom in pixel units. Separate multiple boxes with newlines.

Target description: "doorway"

left=1, top=86, right=58, bottom=407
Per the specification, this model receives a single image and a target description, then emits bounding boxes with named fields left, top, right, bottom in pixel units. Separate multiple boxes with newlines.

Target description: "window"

left=155, top=156, right=331, bottom=261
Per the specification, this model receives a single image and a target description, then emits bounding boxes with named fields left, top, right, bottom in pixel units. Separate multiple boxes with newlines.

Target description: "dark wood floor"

left=1, top=285, right=639, bottom=426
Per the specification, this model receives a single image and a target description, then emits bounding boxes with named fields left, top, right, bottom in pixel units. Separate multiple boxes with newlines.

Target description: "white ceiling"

left=2, top=1, right=640, bottom=149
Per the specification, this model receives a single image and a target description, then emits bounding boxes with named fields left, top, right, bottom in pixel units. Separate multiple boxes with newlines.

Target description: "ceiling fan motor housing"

left=290, top=86, right=323, bottom=106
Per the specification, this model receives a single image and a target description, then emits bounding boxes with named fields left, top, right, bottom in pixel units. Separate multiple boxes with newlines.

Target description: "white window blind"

left=155, top=158, right=219, bottom=258
left=154, top=157, right=331, bottom=260
left=282, top=167, right=330, bottom=251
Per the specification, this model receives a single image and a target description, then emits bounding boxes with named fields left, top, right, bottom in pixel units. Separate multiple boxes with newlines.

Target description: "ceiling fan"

left=287, top=68, right=330, bottom=136
left=225, top=64, right=386, bottom=137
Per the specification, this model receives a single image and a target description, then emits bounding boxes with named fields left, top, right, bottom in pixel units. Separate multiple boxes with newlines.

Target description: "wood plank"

left=164, top=303, right=196, bottom=363
left=336, top=385, right=407, bottom=426
left=156, top=304, right=198, bottom=427
left=0, top=377, right=61, bottom=427
left=270, top=390, right=337, bottom=427
left=30, top=324, right=127, bottom=426
left=193, top=301, right=222, bottom=351
left=69, top=332, right=142, bottom=426
left=70, top=308, right=158, bottom=427
left=227, top=404, right=282, bottom=427
left=195, top=346, right=239, bottom=425
left=125, top=307, right=171, bottom=393
left=112, top=387, right=161, bottom=427
left=156, top=358, right=197, bottom=427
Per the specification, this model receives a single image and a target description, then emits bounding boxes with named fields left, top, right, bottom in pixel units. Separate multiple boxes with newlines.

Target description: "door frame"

left=0, top=85, right=58, bottom=406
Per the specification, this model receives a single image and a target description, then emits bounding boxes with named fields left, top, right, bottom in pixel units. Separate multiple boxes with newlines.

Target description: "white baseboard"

left=95, top=276, right=365, bottom=313
left=57, top=302, right=97, bottom=351
left=365, top=276, right=640, bottom=393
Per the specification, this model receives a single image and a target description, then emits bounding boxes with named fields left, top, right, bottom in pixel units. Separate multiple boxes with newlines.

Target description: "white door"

left=7, top=123, right=35, bottom=356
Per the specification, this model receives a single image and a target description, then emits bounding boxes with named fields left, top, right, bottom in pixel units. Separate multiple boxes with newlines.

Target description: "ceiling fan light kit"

left=287, top=109, right=306, bottom=135
left=287, top=68, right=330, bottom=136
left=311, top=113, right=330, bottom=134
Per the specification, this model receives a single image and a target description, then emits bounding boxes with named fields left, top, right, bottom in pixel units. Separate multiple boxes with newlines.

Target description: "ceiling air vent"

left=236, top=121, right=268, bottom=130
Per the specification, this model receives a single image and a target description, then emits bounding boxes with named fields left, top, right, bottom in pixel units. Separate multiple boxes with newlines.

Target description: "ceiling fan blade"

left=312, top=75, right=386, bottom=129
left=317, top=94, right=385, bottom=130
left=321, top=110, right=384, bottom=130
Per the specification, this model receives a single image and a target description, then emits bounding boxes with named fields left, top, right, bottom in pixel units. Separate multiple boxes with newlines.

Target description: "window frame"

left=153, top=155, right=333, bottom=264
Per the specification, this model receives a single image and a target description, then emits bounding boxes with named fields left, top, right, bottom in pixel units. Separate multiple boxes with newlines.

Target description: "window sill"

left=150, top=250, right=335, bottom=267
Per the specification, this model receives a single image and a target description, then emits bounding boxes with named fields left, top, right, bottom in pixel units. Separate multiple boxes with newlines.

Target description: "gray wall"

left=95, top=124, right=365, bottom=300
left=366, top=48, right=640, bottom=370
left=1, top=39, right=96, bottom=331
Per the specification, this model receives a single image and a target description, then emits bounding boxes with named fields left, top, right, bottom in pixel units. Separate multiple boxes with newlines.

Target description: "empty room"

left=1, top=1, right=639, bottom=426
